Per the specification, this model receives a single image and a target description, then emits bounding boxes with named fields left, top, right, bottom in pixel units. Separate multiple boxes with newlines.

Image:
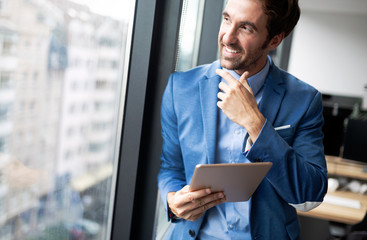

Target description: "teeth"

left=226, top=46, right=240, bottom=53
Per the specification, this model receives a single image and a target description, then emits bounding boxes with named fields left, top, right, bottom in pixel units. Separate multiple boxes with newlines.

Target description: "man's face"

left=218, top=0, right=272, bottom=75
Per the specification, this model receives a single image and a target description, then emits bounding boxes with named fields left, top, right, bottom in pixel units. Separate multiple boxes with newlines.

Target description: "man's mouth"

left=225, top=46, right=240, bottom=54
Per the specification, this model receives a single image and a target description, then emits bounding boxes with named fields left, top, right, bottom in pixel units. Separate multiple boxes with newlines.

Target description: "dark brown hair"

left=260, top=0, right=300, bottom=40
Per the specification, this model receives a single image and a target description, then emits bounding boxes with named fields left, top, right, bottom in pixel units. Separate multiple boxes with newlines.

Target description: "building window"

left=0, top=72, right=12, bottom=89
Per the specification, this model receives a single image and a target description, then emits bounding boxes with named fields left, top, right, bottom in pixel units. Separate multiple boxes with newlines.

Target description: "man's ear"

left=268, top=32, right=285, bottom=50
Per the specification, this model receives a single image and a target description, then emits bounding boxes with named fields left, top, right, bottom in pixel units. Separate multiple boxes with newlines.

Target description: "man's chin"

left=220, top=59, right=240, bottom=70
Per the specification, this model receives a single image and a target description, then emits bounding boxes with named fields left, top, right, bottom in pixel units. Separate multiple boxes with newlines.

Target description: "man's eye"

left=241, top=26, right=252, bottom=32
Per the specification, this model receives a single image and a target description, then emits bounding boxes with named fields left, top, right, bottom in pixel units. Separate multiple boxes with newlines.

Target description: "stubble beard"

left=219, top=40, right=268, bottom=73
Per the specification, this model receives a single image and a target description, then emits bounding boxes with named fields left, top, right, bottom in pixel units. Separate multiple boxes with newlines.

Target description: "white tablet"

left=190, top=162, right=272, bottom=202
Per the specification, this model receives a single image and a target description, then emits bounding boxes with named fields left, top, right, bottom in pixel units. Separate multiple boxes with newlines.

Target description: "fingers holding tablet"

left=167, top=185, right=226, bottom=221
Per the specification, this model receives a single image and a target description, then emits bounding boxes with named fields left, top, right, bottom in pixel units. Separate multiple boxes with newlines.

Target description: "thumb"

left=182, top=185, right=191, bottom=193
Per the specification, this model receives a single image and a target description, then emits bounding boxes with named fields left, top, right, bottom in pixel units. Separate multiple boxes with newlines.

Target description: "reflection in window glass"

left=0, top=0, right=134, bottom=239
left=154, top=1, right=205, bottom=240
left=175, top=0, right=205, bottom=71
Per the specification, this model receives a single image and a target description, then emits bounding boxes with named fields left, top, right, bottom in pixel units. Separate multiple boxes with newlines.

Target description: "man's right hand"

left=167, top=185, right=226, bottom=221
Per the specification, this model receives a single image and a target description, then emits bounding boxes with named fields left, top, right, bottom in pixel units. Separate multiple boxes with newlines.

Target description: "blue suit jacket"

left=158, top=57, right=328, bottom=240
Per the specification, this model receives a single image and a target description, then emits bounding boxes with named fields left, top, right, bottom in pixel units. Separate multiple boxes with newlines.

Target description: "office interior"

left=0, top=0, right=367, bottom=239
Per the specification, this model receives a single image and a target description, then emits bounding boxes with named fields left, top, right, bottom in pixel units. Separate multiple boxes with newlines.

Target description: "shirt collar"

left=222, top=59, right=270, bottom=96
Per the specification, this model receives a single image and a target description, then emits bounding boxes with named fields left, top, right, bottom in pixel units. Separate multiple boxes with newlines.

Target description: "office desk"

left=297, top=155, right=367, bottom=225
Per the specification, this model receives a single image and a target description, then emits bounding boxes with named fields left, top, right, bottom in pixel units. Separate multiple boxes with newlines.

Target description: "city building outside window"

left=0, top=0, right=134, bottom=239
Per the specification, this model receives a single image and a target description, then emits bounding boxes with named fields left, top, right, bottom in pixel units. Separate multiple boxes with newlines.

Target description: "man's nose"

left=223, top=26, right=237, bottom=45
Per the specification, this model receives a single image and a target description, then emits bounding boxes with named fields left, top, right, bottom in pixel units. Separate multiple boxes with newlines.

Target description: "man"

left=158, top=0, right=328, bottom=239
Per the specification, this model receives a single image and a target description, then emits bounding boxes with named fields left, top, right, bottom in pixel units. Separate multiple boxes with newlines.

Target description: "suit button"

left=189, top=229, right=195, bottom=237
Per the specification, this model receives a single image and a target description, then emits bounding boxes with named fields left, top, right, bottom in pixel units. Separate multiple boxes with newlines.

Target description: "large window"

left=0, top=0, right=235, bottom=239
left=0, top=0, right=134, bottom=239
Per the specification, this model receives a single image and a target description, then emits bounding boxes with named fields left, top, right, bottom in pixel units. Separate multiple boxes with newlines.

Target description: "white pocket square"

left=274, top=125, right=291, bottom=131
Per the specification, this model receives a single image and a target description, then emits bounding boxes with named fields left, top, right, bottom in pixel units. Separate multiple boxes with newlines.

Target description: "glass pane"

left=154, top=1, right=205, bottom=239
left=175, top=0, right=205, bottom=71
left=0, top=0, right=134, bottom=239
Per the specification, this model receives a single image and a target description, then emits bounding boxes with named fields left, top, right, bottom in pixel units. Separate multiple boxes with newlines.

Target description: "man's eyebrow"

left=222, top=11, right=258, bottom=31
left=240, top=21, right=258, bottom=31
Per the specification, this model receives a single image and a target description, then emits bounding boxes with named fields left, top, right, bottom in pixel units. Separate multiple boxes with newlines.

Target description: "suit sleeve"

left=246, top=91, right=328, bottom=212
left=158, top=74, right=187, bottom=212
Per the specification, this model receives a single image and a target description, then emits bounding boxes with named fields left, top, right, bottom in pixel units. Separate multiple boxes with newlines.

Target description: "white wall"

left=288, top=9, right=367, bottom=97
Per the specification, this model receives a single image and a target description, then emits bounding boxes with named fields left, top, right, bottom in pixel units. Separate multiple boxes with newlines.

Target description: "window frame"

left=111, top=0, right=225, bottom=239
left=110, top=0, right=183, bottom=239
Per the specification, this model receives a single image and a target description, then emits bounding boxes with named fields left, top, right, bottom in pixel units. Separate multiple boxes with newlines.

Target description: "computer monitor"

left=342, top=118, right=367, bottom=164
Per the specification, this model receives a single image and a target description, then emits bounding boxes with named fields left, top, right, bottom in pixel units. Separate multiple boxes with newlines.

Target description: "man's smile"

left=224, top=45, right=241, bottom=54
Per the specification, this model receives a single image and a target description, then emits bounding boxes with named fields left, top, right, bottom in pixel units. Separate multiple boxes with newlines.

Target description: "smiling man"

left=158, top=0, right=328, bottom=239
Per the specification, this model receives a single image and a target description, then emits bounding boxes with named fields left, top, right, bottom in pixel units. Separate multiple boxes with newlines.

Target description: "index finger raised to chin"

left=215, top=69, right=237, bottom=85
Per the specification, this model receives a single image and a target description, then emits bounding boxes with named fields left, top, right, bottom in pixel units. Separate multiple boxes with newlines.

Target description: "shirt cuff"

left=167, top=203, right=183, bottom=223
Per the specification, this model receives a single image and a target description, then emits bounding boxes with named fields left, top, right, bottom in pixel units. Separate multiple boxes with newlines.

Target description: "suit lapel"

left=199, top=61, right=221, bottom=164
left=259, top=63, right=286, bottom=124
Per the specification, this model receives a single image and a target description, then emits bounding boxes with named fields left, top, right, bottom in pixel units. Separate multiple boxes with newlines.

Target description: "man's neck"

left=234, top=55, right=268, bottom=77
